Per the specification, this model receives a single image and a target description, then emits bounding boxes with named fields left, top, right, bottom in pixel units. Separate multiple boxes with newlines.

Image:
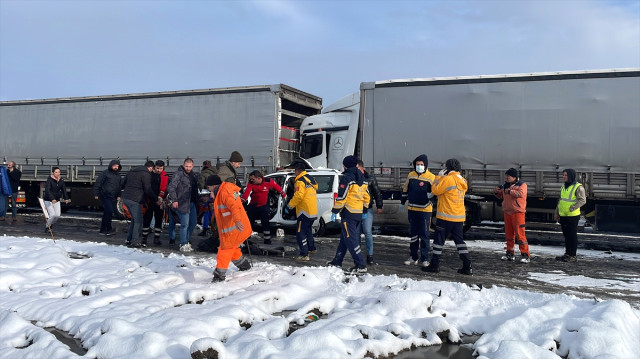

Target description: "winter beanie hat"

left=205, top=175, right=222, bottom=187
left=229, top=151, right=243, bottom=162
left=505, top=168, right=518, bottom=178
left=343, top=155, right=358, bottom=168
left=445, top=158, right=461, bottom=172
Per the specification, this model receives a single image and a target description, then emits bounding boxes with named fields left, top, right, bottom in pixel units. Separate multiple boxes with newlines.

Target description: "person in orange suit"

left=205, top=174, right=252, bottom=282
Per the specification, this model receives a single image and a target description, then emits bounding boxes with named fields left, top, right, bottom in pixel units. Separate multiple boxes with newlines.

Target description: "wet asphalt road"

left=2, top=210, right=639, bottom=308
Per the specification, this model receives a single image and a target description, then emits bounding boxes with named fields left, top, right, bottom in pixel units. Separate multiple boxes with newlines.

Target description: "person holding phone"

left=494, top=168, right=530, bottom=263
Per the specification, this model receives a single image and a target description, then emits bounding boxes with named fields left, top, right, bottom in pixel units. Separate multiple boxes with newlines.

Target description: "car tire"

left=312, top=218, right=326, bottom=237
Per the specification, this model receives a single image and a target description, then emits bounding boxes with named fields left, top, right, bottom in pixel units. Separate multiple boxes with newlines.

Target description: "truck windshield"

left=300, top=134, right=324, bottom=158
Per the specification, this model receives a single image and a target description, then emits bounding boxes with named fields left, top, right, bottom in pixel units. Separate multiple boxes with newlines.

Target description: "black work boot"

left=422, top=263, right=440, bottom=273
left=457, top=264, right=473, bottom=275
left=212, top=268, right=226, bottom=283
left=422, top=255, right=440, bottom=273
left=233, top=256, right=252, bottom=271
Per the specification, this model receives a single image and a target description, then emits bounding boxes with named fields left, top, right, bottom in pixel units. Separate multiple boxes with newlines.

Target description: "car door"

left=313, top=173, right=337, bottom=220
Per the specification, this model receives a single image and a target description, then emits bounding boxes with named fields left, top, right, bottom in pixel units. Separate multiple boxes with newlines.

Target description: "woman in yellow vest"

left=554, top=169, right=586, bottom=262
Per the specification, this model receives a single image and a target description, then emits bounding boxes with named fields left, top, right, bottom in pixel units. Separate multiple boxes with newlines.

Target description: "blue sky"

left=1, top=0, right=639, bottom=105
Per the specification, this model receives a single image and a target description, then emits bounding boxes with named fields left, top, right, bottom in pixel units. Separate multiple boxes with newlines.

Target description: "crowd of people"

left=0, top=153, right=586, bottom=282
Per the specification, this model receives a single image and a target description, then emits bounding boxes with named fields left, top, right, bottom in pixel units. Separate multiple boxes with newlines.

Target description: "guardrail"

left=372, top=167, right=639, bottom=201
left=9, top=156, right=269, bottom=185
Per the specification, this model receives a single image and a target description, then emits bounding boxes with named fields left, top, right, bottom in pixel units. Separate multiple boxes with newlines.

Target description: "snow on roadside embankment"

left=0, top=235, right=639, bottom=359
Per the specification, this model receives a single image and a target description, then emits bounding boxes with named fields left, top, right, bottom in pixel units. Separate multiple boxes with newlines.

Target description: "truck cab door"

left=300, top=132, right=327, bottom=169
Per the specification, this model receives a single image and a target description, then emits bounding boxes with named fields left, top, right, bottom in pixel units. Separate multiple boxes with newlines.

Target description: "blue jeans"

left=0, top=195, right=6, bottom=218
left=123, top=198, right=143, bottom=244
left=331, top=217, right=366, bottom=267
left=168, top=210, right=177, bottom=242
left=295, top=216, right=316, bottom=255
left=360, top=207, right=374, bottom=256
left=168, top=202, right=197, bottom=246
left=408, top=210, right=431, bottom=263
left=202, top=209, right=212, bottom=229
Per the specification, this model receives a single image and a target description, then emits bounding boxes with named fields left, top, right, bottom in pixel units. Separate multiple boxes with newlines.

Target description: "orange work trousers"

left=216, top=246, right=243, bottom=270
left=504, top=212, right=529, bottom=255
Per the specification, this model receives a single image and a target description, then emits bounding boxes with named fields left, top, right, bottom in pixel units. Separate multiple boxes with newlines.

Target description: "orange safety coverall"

left=213, top=181, right=252, bottom=270
left=495, top=181, right=529, bottom=256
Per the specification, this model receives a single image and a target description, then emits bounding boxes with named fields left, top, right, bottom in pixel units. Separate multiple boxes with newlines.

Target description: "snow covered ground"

left=1, top=234, right=639, bottom=359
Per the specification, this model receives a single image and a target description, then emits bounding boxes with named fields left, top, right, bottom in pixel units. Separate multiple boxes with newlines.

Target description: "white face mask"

left=415, top=165, right=425, bottom=173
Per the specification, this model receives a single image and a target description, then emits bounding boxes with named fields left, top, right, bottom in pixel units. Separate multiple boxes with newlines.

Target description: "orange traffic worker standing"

left=205, top=174, right=252, bottom=282
left=494, top=168, right=530, bottom=263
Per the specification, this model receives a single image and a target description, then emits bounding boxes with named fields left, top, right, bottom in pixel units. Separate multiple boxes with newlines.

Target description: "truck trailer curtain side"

left=0, top=84, right=322, bottom=207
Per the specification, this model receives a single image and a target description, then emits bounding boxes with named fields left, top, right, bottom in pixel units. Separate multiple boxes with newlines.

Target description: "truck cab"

left=300, top=92, right=360, bottom=171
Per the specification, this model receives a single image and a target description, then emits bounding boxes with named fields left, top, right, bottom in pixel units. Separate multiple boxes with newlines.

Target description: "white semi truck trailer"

left=0, top=84, right=322, bottom=208
left=299, top=69, right=640, bottom=233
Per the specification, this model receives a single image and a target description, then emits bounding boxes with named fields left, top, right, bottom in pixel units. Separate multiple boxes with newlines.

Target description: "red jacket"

left=158, top=171, right=169, bottom=199
left=241, top=178, right=285, bottom=207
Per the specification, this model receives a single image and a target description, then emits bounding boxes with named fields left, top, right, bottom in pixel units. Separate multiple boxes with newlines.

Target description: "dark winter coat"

left=93, top=160, right=123, bottom=198
left=7, top=168, right=21, bottom=193
left=198, top=165, right=218, bottom=190
left=166, top=165, right=198, bottom=214
left=216, top=161, right=240, bottom=186
left=44, top=175, right=68, bottom=201
left=363, top=170, right=383, bottom=210
left=332, top=167, right=369, bottom=220
left=401, top=154, right=435, bottom=212
left=121, top=166, right=156, bottom=204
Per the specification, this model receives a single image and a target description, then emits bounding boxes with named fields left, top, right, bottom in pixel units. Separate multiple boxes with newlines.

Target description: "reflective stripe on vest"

left=558, top=183, right=581, bottom=217
left=220, top=225, right=237, bottom=234
left=436, top=211, right=466, bottom=220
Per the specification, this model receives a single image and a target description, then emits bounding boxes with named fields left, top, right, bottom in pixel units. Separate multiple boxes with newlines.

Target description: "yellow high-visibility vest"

left=558, top=183, right=582, bottom=217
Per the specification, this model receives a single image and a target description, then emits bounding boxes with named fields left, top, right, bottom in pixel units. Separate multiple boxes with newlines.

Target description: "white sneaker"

left=420, top=261, right=430, bottom=268
left=404, top=257, right=418, bottom=265
left=180, top=243, right=193, bottom=253
left=520, top=254, right=530, bottom=263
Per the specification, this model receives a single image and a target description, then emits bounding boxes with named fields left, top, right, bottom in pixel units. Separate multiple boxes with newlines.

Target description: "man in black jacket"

left=93, top=159, right=122, bottom=235
left=357, top=160, right=383, bottom=264
left=121, top=161, right=158, bottom=247
left=6, top=161, right=22, bottom=222
left=142, top=160, right=169, bottom=246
